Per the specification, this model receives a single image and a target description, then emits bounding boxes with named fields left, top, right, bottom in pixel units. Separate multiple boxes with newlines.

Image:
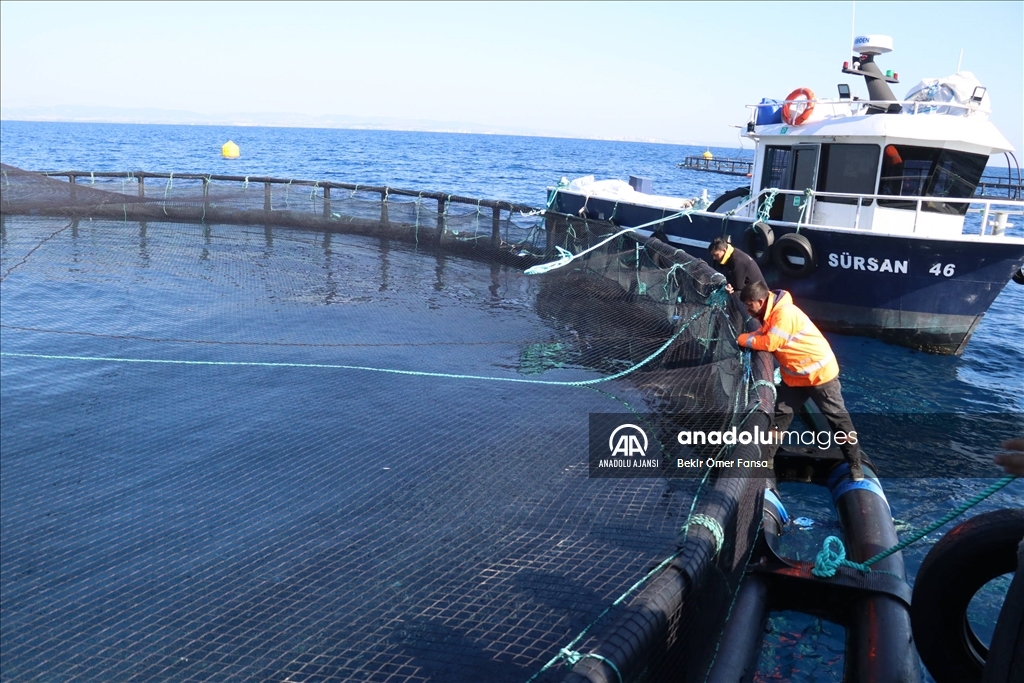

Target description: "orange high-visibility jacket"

left=736, top=290, right=839, bottom=387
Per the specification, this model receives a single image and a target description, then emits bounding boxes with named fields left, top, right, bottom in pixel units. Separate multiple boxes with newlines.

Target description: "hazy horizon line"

left=0, top=104, right=745, bottom=148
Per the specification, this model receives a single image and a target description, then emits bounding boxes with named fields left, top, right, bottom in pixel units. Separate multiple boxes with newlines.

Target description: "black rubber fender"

left=911, top=508, right=1024, bottom=683
left=744, top=221, right=774, bottom=266
left=772, top=232, right=817, bottom=278
left=1012, top=267, right=1024, bottom=285
left=982, top=536, right=1024, bottom=683
left=707, top=186, right=750, bottom=213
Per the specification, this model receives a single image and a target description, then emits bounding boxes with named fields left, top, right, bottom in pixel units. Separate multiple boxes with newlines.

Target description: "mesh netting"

left=0, top=165, right=547, bottom=260
left=1, top=166, right=772, bottom=683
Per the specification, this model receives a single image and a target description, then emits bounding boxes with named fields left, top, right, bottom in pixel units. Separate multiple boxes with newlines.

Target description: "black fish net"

left=0, top=166, right=773, bottom=683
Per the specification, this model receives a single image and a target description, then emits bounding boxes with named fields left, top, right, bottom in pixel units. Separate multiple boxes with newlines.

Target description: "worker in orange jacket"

left=737, top=281, right=864, bottom=481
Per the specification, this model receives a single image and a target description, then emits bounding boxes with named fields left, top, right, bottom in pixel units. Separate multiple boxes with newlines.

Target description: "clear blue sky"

left=1, top=1, right=1021, bottom=151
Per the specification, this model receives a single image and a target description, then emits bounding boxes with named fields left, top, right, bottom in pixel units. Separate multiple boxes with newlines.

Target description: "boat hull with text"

left=548, top=189, right=1024, bottom=354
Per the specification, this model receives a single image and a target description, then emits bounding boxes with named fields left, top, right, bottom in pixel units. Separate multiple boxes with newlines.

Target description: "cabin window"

left=815, top=144, right=880, bottom=204
left=760, top=146, right=793, bottom=219
left=762, top=147, right=792, bottom=189
left=878, top=145, right=987, bottom=215
left=760, top=145, right=824, bottom=221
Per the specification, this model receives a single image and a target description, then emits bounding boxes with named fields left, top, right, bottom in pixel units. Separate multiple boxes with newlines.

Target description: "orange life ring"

left=782, top=87, right=816, bottom=125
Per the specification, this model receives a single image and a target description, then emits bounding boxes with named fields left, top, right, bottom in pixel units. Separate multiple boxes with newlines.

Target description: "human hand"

left=725, top=284, right=734, bottom=293
left=994, top=438, right=1024, bottom=476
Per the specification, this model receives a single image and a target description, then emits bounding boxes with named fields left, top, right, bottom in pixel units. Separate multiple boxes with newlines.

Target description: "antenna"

left=957, top=48, right=963, bottom=73
left=851, top=1, right=856, bottom=60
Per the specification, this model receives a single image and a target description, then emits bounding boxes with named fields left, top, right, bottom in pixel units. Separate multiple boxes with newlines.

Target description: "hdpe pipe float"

left=705, top=486, right=783, bottom=683
left=829, top=463, right=920, bottom=682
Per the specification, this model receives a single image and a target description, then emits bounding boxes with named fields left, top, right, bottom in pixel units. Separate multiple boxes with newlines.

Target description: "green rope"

left=719, top=206, right=741, bottom=236
left=413, top=192, right=422, bottom=246
left=757, top=188, right=778, bottom=223
left=683, top=514, right=725, bottom=555
left=0, top=305, right=706, bottom=387
left=439, top=195, right=450, bottom=237
left=750, top=379, right=777, bottom=402
left=634, top=242, right=647, bottom=294
left=525, top=550, right=672, bottom=682
left=527, top=514, right=706, bottom=682
left=526, top=210, right=692, bottom=276
left=812, top=475, right=1019, bottom=577
left=200, top=178, right=208, bottom=224
left=795, top=188, right=813, bottom=233
left=525, top=466, right=723, bottom=683
left=524, top=557, right=668, bottom=681
left=545, top=178, right=569, bottom=211
left=558, top=650, right=623, bottom=683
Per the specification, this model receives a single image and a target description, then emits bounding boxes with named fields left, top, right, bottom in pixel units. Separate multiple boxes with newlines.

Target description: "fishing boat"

left=547, top=35, right=1024, bottom=355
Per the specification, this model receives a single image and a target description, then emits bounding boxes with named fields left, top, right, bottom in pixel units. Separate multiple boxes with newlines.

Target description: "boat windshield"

left=816, top=144, right=880, bottom=205
left=878, top=145, right=987, bottom=215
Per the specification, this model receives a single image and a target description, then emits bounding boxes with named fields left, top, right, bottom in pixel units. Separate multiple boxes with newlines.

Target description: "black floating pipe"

left=830, top=463, right=920, bottom=683
left=704, top=575, right=769, bottom=683
left=705, top=486, right=783, bottom=683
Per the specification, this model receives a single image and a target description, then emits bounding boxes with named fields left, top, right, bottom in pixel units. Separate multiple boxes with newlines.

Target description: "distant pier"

left=976, top=176, right=1023, bottom=199
left=678, top=156, right=753, bottom=176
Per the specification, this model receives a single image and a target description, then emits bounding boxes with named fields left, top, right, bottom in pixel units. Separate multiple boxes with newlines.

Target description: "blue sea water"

left=1, top=120, right=1022, bottom=682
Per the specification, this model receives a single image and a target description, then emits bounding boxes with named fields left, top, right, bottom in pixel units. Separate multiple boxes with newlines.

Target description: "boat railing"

left=747, top=97, right=989, bottom=122
left=719, top=187, right=1022, bottom=236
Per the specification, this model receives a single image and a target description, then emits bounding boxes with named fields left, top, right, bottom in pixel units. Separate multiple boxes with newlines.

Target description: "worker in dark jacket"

left=737, top=281, right=864, bottom=481
left=708, top=238, right=766, bottom=293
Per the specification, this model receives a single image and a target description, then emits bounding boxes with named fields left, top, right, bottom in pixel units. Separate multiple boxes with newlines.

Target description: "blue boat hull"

left=551, top=190, right=1024, bottom=354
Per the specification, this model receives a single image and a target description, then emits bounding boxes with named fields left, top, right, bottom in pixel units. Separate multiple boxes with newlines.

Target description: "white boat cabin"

left=744, top=104, right=1014, bottom=238
left=739, top=35, right=1019, bottom=239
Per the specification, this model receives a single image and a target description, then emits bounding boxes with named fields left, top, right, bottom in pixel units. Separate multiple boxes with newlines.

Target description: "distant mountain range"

left=0, top=105, right=699, bottom=145
left=2, top=105, right=644, bottom=142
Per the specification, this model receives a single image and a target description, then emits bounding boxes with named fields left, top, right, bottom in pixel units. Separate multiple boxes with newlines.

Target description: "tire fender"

left=911, top=509, right=1024, bottom=683
left=707, top=187, right=750, bottom=213
left=744, top=222, right=774, bottom=266
left=772, top=232, right=817, bottom=278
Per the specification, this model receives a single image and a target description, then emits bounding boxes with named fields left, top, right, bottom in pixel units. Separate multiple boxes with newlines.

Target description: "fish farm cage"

left=0, top=164, right=775, bottom=683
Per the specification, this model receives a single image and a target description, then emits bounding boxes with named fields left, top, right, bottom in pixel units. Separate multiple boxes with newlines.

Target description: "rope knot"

left=683, top=514, right=724, bottom=556
left=557, top=649, right=623, bottom=683
left=524, top=246, right=574, bottom=275
left=812, top=535, right=846, bottom=577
